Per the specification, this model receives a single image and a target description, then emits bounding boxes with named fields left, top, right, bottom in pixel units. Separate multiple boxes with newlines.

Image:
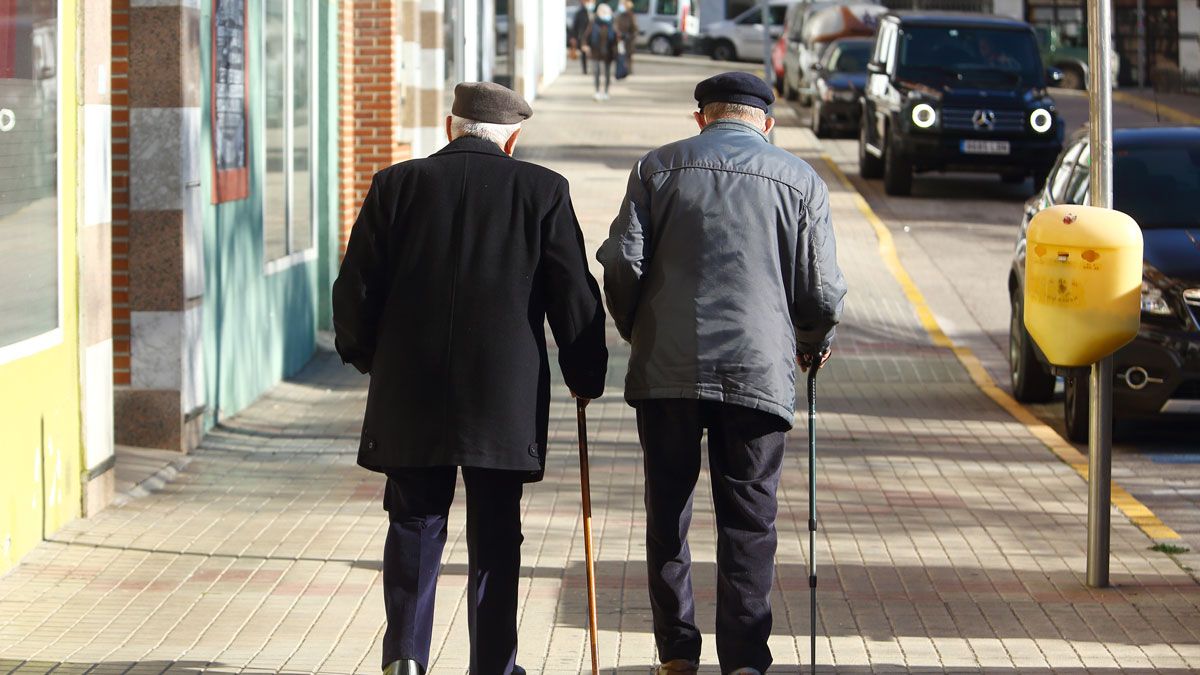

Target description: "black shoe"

left=382, top=660, right=425, bottom=675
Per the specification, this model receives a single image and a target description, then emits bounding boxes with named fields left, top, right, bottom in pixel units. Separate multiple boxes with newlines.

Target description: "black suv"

left=858, top=13, right=1065, bottom=196
left=1009, top=127, right=1200, bottom=441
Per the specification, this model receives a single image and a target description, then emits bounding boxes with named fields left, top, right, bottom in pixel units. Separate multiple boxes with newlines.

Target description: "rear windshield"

left=896, top=25, right=1043, bottom=88
left=826, top=41, right=872, bottom=72
left=1115, top=145, right=1200, bottom=229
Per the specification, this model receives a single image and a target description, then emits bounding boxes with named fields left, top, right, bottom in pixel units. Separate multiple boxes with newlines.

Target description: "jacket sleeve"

left=332, top=173, right=391, bottom=374
left=792, top=177, right=847, bottom=355
left=596, top=160, right=651, bottom=342
left=543, top=178, right=609, bottom=399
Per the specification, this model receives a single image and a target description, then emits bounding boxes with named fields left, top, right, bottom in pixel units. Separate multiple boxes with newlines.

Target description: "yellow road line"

left=821, top=155, right=1181, bottom=542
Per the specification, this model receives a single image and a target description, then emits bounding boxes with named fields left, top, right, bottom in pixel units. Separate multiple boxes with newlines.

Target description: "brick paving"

left=1, top=56, right=1198, bottom=674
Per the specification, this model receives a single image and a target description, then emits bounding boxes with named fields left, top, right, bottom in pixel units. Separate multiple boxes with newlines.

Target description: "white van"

left=699, top=0, right=791, bottom=62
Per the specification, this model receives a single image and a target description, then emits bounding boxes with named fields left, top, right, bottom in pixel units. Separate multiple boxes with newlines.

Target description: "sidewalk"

left=1, top=56, right=1198, bottom=673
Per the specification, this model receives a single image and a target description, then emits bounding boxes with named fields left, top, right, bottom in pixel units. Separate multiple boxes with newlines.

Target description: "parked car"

left=1008, top=126, right=1200, bottom=441
left=858, top=12, right=1065, bottom=196
left=630, top=0, right=700, bottom=55
left=1034, top=25, right=1120, bottom=90
left=810, top=37, right=873, bottom=137
left=699, top=0, right=789, bottom=62
left=785, top=2, right=884, bottom=104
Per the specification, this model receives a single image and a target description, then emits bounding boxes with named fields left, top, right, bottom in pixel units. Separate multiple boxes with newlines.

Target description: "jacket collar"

left=700, top=118, right=768, bottom=141
left=434, top=135, right=511, bottom=158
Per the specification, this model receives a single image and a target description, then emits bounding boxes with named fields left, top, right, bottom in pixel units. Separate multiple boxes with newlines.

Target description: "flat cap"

left=694, top=71, right=775, bottom=112
left=452, top=81, right=533, bottom=124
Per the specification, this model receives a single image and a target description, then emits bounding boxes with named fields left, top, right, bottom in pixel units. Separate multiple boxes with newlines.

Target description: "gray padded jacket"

left=597, top=119, right=847, bottom=425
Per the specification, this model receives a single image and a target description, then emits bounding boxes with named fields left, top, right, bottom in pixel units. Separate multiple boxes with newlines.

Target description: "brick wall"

left=111, top=0, right=131, bottom=386
left=338, top=0, right=411, bottom=255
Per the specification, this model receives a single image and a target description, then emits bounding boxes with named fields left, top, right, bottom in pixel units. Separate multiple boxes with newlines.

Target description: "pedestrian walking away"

left=615, top=0, right=639, bottom=75
left=597, top=71, right=847, bottom=674
left=333, top=81, right=608, bottom=675
left=586, top=3, right=621, bottom=101
left=573, top=0, right=596, bottom=75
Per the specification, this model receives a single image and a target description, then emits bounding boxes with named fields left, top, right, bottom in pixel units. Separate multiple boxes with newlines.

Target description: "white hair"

left=450, top=115, right=521, bottom=147
left=702, top=102, right=767, bottom=125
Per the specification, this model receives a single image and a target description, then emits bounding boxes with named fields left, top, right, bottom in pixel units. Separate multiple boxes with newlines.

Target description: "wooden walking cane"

left=576, top=399, right=601, bottom=675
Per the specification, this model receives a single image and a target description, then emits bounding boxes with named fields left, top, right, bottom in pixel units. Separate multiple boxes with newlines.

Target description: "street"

left=0, top=54, right=1196, bottom=673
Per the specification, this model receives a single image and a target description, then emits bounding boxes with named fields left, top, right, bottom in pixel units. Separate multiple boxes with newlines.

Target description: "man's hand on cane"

left=798, top=349, right=832, bottom=373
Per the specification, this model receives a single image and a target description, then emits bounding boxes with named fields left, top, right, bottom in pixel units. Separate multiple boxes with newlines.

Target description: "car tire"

left=1010, top=294, right=1056, bottom=403
left=1060, top=64, right=1085, bottom=90
left=812, top=101, right=829, bottom=138
left=1063, top=373, right=1089, bottom=443
left=858, top=119, right=884, bottom=179
left=710, top=40, right=735, bottom=61
left=651, top=35, right=675, bottom=57
left=882, top=131, right=913, bottom=196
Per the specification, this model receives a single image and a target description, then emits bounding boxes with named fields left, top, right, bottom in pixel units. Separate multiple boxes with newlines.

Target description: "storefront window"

left=264, top=0, right=314, bottom=264
left=0, top=0, right=58, bottom=352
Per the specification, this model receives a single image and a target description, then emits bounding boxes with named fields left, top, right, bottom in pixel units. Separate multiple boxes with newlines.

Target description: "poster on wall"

left=211, top=0, right=249, bottom=203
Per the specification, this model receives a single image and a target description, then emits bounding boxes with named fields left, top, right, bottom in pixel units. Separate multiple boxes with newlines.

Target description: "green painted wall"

left=198, top=0, right=339, bottom=422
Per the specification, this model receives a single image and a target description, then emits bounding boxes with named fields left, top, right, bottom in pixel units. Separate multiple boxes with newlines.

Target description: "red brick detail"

left=338, top=0, right=412, bottom=257
left=112, top=2, right=131, bottom=386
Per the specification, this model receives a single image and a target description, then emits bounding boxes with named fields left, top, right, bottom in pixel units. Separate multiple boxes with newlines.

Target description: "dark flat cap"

left=452, top=82, right=533, bottom=124
left=694, top=71, right=775, bottom=112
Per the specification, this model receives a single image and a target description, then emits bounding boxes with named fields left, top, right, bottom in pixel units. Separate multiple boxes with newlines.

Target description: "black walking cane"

left=806, top=367, right=820, bottom=675
left=576, top=399, right=601, bottom=675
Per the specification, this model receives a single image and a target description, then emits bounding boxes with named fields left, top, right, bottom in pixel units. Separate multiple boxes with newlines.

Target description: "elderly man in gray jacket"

left=598, top=72, right=847, bottom=675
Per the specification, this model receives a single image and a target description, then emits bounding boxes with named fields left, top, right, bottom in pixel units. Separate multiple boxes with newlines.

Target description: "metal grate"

left=941, top=107, right=1025, bottom=132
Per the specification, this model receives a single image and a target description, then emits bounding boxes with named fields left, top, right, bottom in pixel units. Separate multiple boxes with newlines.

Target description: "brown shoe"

left=656, top=659, right=699, bottom=675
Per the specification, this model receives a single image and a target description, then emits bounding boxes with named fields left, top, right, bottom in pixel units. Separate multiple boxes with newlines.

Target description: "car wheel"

left=710, top=40, right=735, bottom=61
left=858, top=118, right=884, bottom=179
left=650, top=35, right=674, bottom=56
left=882, top=131, right=913, bottom=196
left=1010, top=294, right=1056, bottom=402
left=811, top=101, right=829, bottom=138
left=1060, top=65, right=1085, bottom=90
left=1063, top=374, right=1090, bottom=443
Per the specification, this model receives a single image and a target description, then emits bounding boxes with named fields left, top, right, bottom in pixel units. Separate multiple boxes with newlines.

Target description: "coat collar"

left=700, top=118, right=768, bottom=141
left=434, top=135, right=511, bottom=158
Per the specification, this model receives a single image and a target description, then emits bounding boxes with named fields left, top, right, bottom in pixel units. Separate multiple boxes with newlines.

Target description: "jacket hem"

left=624, top=386, right=795, bottom=428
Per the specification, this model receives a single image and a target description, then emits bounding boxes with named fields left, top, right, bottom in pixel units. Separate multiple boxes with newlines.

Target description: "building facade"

left=0, top=0, right=568, bottom=574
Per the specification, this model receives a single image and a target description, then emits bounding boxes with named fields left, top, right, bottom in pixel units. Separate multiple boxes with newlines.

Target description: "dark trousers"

left=637, top=399, right=788, bottom=672
left=580, top=46, right=589, bottom=74
left=594, top=59, right=612, bottom=92
left=382, top=466, right=525, bottom=673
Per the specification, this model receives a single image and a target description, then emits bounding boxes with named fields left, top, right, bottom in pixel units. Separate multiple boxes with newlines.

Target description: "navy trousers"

left=381, top=466, right=525, bottom=673
left=636, top=399, right=788, bottom=673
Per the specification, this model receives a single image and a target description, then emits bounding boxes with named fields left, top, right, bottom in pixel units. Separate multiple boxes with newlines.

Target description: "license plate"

left=960, top=139, right=1011, bottom=155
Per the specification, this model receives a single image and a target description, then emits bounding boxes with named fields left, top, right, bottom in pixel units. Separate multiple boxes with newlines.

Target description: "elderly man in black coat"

left=333, top=82, right=608, bottom=675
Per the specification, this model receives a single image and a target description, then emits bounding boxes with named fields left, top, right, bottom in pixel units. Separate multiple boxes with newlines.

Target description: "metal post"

left=1085, top=0, right=1115, bottom=589
left=761, top=0, right=773, bottom=88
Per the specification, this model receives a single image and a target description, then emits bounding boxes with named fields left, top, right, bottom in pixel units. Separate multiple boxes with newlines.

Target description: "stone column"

left=80, top=0, right=116, bottom=513
left=113, top=0, right=206, bottom=452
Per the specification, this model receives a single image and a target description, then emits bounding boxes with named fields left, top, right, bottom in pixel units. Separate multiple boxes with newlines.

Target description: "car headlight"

left=911, top=103, right=937, bottom=129
left=1030, top=108, right=1053, bottom=133
left=1141, top=280, right=1173, bottom=316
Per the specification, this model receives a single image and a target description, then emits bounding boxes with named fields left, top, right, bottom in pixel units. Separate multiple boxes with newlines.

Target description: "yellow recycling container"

left=1024, top=204, right=1143, bottom=367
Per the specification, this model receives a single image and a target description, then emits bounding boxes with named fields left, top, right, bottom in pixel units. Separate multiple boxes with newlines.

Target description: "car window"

left=1115, top=145, right=1200, bottom=229
left=771, top=5, right=786, bottom=25
left=1048, top=140, right=1085, bottom=203
left=1064, top=149, right=1091, bottom=205
left=896, top=26, right=1044, bottom=87
left=631, top=0, right=649, bottom=13
left=736, top=9, right=759, bottom=25
left=658, top=0, right=677, bottom=15
left=826, top=41, right=872, bottom=72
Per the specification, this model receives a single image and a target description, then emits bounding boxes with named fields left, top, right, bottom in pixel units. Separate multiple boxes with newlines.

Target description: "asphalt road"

left=804, top=90, right=1200, bottom=558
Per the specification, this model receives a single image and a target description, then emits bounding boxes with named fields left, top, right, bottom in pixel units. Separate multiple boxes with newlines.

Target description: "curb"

left=820, top=154, right=1182, bottom=545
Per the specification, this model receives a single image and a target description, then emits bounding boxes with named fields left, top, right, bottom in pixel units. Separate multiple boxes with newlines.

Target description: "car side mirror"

left=1045, top=67, right=1064, bottom=86
left=867, top=61, right=883, bottom=74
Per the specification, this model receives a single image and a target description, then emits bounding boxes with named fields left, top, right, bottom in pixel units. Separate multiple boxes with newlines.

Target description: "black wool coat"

left=333, top=136, right=608, bottom=481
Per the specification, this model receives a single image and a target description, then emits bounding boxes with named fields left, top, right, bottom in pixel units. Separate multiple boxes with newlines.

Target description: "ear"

left=503, top=128, right=522, bottom=156
left=445, top=116, right=454, bottom=143
left=763, top=116, right=776, bottom=134
left=693, top=111, right=708, bottom=131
